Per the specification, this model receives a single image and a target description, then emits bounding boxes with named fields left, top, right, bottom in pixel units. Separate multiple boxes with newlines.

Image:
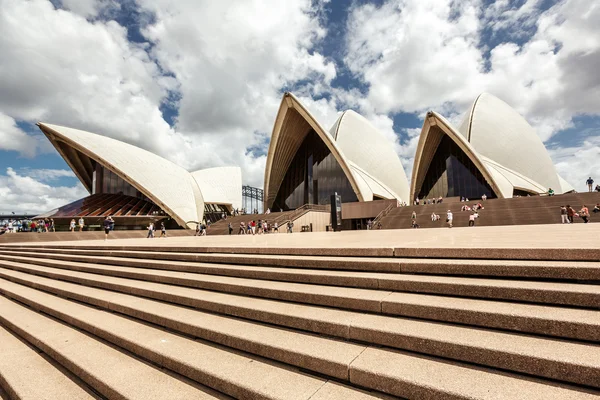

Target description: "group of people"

left=414, top=196, right=443, bottom=205
left=69, top=217, right=86, bottom=232
left=235, top=219, right=282, bottom=235
left=366, top=219, right=382, bottom=230
left=1, top=218, right=55, bottom=233
left=560, top=205, right=593, bottom=224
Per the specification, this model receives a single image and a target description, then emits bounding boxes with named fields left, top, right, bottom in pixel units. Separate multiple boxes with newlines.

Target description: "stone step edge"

left=1, top=269, right=598, bottom=389
left=1, top=279, right=596, bottom=400
left=2, top=248, right=599, bottom=281
left=1, top=244, right=598, bottom=261
left=2, top=256, right=599, bottom=343
left=2, top=254, right=599, bottom=310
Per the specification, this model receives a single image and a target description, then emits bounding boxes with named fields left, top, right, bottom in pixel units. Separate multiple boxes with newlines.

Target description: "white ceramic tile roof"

left=39, top=123, right=204, bottom=228
left=191, top=166, right=242, bottom=210
left=264, top=92, right=410, bottom=208
left=412, top=94, right=573, bottom=199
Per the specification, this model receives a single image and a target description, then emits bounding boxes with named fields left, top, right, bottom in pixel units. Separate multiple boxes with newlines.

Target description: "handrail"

left=373, top=203, right=395, bottom=226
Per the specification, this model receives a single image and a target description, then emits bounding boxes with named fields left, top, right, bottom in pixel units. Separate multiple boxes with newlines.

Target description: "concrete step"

left=1, top=254, right=599, bottom=309
left=0, top=280, right=391, bottom=400
left=0, top=325, right=98, bottom=400
left=2, top=241, right=598, bottom=261
left=1, top=268, right=599, bottom=388
left=0, top=296, right=225, bottom=400
left=1, top=258, right=599, bottom=343
left=2, top=248, right=598, bottom=281
left=0, top=278, right=597, bottom=399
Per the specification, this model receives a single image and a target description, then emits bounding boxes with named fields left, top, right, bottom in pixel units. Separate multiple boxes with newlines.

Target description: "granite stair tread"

left=1, top=264, right=600, bottom=387
left=0, top=276, right=597, bottom=399
left=1, top=254, right=598, bottom=309
left=0, top=325, right=98, bottom=400
left=1, top=258, right=598, bottom=343
left=1, top=248, right=598, bottom=281
left=0, top=296, right=225, bottom=400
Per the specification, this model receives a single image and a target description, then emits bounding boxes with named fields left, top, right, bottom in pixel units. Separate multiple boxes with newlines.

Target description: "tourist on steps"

left=587, top=177, right=594, bottom=192
left=593, top=204, right=600, bottom=214
left=147, top=222, right=154, bottom=238
left=566, top=205, right=576, bottom=224
left=579, top=205, right=590, bottom=223
left=446, top=210, right=453, bottom=228
left=560, top=206, right=569, bottom=224
left=160, top=222, right=166, bottom=238
left=103, top=216, right=113, bottom=241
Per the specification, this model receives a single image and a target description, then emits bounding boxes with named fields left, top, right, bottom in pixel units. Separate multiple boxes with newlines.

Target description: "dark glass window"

left=418, top=135, right=495, bottom=200
left=95, top=165, right=148, bottom=200
left=273, top=130, right=358, bottom=210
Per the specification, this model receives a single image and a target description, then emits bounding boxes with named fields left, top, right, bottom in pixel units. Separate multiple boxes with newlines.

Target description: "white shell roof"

left=460, top=93, right=561, bottom=191
left=264, top=92, right=410, bottom=207
left=412, top=93, right=572, bottom=199
left=191, top=166, right=242, bottom=210
left=332, top=110, right=410, bottom=202
left=38, top=123, right=205, bottom=228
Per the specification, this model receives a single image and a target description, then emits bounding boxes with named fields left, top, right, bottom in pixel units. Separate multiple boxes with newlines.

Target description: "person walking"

left=78, top=217, right=85, bottom=232
left=566, top=205, right=576, bottom=224
left=147, top=222, right=154, bottom=238
left=103, top=216, right=113, bottom=241
left=228, top=222, right=233, bottom=235
left=160, top=222, right=166, bottom=238
left=560, top=206, right=569, bottom=224
left=287, top=221, right=294, bottom=233
left=49, top=218, right=55, bottom=232
left=446, top=210, right=453, bottom=228
left=587, top=177, right=594, bottom=192
left=273, top=222, right=279, bottom=233
left=469, top=212, right=478, bottom=227
left=579, top=205, right=590, bottom=223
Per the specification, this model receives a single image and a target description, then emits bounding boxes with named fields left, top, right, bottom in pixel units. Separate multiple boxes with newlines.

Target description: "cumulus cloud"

left=0, top=168, right=87, bottom=214
left=0, top=112, right=38, bottom=156
left=344, top=0, right=600, bottom=142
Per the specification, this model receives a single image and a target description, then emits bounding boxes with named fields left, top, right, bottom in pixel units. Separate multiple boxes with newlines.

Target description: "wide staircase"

left=0, top=241, right=599, bottom=399
left=381, top=192, right=600, bottom=229
left=207, top=205, right=329, bottom=235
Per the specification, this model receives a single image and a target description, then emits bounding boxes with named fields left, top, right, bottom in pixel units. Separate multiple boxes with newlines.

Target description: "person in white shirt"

left=446, top=210, right=453, bottom=228
left=78, top=217, right=85, bottom=232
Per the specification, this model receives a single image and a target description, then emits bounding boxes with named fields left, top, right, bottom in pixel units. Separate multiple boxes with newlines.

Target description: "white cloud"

left=0, top=112, right=38, bottom=156
left=17, top=168, right=76, bottom=182
left=344, top=0, right=600, bottom=143
left=0, top=168, right=87, bottom=214
left=550, top=135, right=600, bottom=193
left=59, top=0, right=120, bottom=19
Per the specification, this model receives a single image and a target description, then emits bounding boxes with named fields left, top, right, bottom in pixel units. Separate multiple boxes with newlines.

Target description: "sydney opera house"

left=35, top=91, right=572, bottom=230
left=36, top=123, right=242, bottom=229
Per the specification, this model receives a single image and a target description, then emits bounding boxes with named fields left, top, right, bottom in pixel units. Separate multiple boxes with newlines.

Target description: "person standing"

left=560, top=206, right=569, bottom=224
left=287, top=221, right=294, bottom=233
left=103, top=216, right=113, bottom=241
left=228, top=222, right=233, bottom=235
left=160, top=222, right=166, bottom=238
left=587, top=177, right=594, bottom=192
left=411, top=211, right=417, bottom=220
left=147, top=222, right=154, bottom=238
left=239, top=221, right=246, bottom=235
left=78, top=217, right=85, bottom=232
left=579, top=205, right=590, bottom=223
left=566, top=205, right=576, bottom=224
left=49, top=218, right=55, bottom=232
left=70, top=219, right=76, bottom=232
left=273, top=222, right=279, bottom=233
left=446, top=210, right=453, bottom=228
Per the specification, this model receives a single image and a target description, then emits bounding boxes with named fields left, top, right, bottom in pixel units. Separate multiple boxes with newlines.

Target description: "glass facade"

left=94, top=163, right=146, bottom=199
left=418, top=135, right=495, bottom=200
left=273, top=130, right=358, bottom=210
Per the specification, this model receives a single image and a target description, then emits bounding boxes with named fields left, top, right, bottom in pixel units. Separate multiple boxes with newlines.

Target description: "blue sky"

left=0, top=0, right=599, bottom=214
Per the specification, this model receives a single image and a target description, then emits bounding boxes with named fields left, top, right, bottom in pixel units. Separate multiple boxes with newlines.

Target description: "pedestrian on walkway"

left=70, top=219, right=76, bottom=232
left=446, top=210, right=453, bottom=228
left=228, top=222, right=233, bottom=235
left=566, top=205, right=576, bottom=224
left=78, top=217, right=85, bottom=232
left=273, top=222, right=279, bottom=233
left=579, top=205, right=590, bottom=223
left=287, top=221, right=294, bottom=233
left=587, top=177, right=594, bottom=192
left=103, top=216, right=113, bottom=241
left=160, top=222, right=166, bottom=238
left=560, top=206, right=569, bottom=224
left=147, top=222, right=154, bottom=238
